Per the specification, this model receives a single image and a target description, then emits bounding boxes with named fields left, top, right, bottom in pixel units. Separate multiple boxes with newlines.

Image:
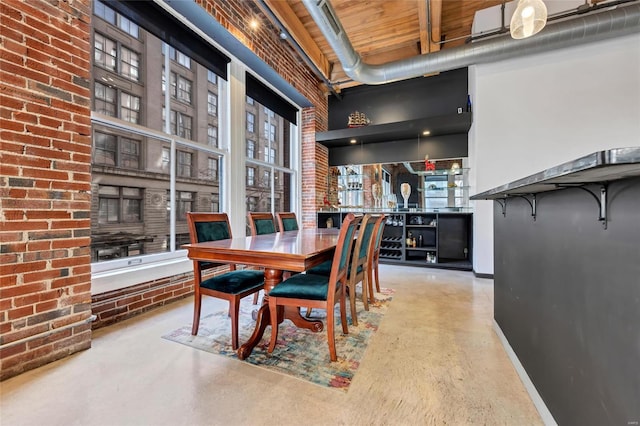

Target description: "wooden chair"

left=267, top=213, right=361, bottom=362
left=366, top=213, right=387, bottom=303
left=276, top=212, right=299, bottom=232
left=346, top=214, right=385, bottom=325
left=187, top=213, right=264, bottom=350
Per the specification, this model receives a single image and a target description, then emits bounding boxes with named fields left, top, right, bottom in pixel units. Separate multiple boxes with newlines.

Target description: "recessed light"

left=350, top=139, right=357, bottom=144
left=422, top=130, right=431, bottom=136
left=249, top=19, right=259, bottom=30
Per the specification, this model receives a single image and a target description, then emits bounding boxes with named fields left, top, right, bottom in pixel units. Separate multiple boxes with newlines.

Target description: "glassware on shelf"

left=386, top=193, right=398, bottom=210
left=401, top=183, right=411, bottom=209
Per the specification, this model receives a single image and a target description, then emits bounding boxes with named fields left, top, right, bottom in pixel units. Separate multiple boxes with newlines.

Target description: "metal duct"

left=302, top=0, right=640, bottom=85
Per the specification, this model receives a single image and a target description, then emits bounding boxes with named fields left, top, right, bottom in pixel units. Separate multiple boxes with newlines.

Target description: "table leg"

left=238, top=268, right=282, bottom=360
left=284, top=306, right=323, bottom=332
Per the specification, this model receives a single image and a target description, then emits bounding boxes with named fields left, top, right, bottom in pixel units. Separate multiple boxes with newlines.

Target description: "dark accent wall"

left=328, top=134, right=467, bottom=166
left=328, top=68, right=468, bottom=130
left=493, top=177, right=640, bottom=425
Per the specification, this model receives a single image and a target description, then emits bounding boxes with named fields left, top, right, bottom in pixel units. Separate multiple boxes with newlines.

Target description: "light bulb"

left=510, top=0, right=548, bottom=40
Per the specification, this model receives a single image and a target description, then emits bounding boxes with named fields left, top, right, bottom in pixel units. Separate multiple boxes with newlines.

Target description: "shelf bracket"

left=495, top=198, right=507, bottom=217
left=512, top=194, right=537, bottom=221
left=556, top=183, right=608, bottom=229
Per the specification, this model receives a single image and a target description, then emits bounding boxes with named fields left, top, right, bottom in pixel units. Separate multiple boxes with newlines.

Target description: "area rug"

left=162, top=288, right=394, bottom=391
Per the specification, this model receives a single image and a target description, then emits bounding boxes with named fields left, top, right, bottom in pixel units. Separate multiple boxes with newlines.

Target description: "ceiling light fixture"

left=249, top=19, right=260, bottom=30
left=510, top=0, right=548, bottom=39
left=422, top=130, right=431, bottom=136
left=350, top=139, right=357, bottom=144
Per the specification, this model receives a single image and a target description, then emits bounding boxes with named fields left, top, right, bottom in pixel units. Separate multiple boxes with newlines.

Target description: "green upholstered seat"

left=201, top=270, right=264, bottom=294
left=268, top=272, right=332, bottom=300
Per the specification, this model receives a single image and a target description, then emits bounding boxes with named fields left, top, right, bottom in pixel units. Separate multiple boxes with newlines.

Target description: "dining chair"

left=346, top=214, right=386, bottom=325
left=276, top=212, right=299, bottom=232
left=267, top=213, right=361, bottom=362
left=366, top=213, right=387, bottom=303
left=187, top=212, right=264, bottom=350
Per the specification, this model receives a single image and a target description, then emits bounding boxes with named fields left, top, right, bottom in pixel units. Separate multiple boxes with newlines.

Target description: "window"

left=120, top=137, right=140, bottom=169
left=117, top=14, right=139, bottom=38
left=94, top=82, right=116, bottom=116
left=210, top=193, right=219, bottom=212
left=98, top=185, right=142, bottom=224
left=246, top=96, right=254, bottom=105
left=247, top=167, right=255, bottom=186
left=207, top=92, right=217, bottom=116
left=247, top=196, right=257, bottom=212
left=207, top=157, right=218, bottom=181
left=177, top=75, right=192, bottom=104
left=207, top=126, right=217, bottom=147
left=246, top=140, right=255, bottom=159
left=93, top=131, right=140, bottom=169
left=120, top=47, right=140, bottom=81
left=120, top=92, right=140, bottom=124
left=246, top=112, right=254, bottom=133
left=177, top=151, right=192, bottom=178
left=94, top=0, right=116, bottom=25
left=265, top=122, right=276, bottom=142
left=163, top=109, right=193, bottom=140
left=263, top=170, right=271, bottom=187
left=94, top=132, right=117, bottom=166
left=161, top=147, right=170, bottom=173
left=167, top=190, right=193, bottom=221
left=264, top=146, right=276, bottom=163
left=207, top=70, right=217, bottom=84
left=94, top=33, right=117, bottom=72
left=162, top=44, right=191, bottom=69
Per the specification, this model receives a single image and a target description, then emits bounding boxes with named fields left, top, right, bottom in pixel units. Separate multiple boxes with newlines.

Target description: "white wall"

left=470, top=33, right=640, bottom=275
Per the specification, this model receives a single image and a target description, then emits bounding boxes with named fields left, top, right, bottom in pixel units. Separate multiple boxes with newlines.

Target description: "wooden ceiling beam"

left=262, top=0, right=332, bottom=80
left=428, top=0, right=442, bottom=54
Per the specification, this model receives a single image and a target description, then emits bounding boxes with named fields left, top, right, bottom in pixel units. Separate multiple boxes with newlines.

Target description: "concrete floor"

left=0, top=265, right=542, bottom=425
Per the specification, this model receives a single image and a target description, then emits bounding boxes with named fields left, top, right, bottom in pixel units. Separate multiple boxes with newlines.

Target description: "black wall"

left=328, top=68, right=468, bottom=130
left=493, top=177, right=640, bottom=425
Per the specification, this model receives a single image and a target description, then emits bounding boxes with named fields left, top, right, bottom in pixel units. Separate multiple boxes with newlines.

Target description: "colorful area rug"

left=162, top=288, right=393, bottom=391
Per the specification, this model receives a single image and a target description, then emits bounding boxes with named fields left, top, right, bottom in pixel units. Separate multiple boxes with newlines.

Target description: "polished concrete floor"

left=1, top=265, right=542, bottom=425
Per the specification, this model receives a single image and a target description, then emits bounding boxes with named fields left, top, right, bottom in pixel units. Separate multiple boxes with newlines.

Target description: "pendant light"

left=510, top=0, right=548, bottom=39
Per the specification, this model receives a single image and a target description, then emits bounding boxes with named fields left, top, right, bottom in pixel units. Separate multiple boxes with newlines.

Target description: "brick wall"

left=0, top=0, right=93, bottom=380
left=0, top=0, right=330, bottom=380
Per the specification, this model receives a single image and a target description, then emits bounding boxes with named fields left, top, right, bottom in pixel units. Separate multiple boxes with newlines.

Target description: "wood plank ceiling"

left=260, top=0, right=506, bottom=93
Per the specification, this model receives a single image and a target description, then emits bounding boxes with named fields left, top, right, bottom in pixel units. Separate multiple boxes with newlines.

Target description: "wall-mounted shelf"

left=471, top=147, right=640, bottom=228
left=316, top=113, right=472, bottom=148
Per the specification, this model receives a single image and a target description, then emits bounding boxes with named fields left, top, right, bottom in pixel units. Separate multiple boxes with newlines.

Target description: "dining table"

left=182, top=227, right=342, bottom=360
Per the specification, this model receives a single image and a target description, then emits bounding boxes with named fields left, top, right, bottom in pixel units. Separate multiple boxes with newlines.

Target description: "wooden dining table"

left=182, top=228, right=342, bottom=360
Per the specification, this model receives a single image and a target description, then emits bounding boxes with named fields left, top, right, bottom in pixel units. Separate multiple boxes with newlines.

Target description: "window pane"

left=120, top=47, right=140, bottom=81
left=94, top=33, right=116, bottom=71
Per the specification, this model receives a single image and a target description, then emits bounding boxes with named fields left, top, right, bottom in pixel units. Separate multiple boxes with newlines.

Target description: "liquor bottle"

left=418, top=235, right=423, bottom=247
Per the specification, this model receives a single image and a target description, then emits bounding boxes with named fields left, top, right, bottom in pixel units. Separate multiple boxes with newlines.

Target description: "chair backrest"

left=187, top=212, right=233, bottom=243
left=247, top=212, right=276, bottom=236
left=350, top=214, right=377, bottom=272
left=368, top=214, right=386, bottom=261
left=186, top=212, right=235, bottom=271
left=276, top=212, right=299, bottom=232
left=328, top=213, right=361, bottom=292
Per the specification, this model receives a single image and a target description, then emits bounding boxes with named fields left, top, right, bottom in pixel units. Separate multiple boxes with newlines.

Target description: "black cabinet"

left=317, top=211, right=472, bottom=271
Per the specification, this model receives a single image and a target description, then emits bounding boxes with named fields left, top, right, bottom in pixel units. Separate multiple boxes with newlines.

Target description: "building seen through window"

left=90, top=0, right=224, bottom=262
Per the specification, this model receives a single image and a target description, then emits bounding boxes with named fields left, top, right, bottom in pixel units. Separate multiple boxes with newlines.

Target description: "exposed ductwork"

left=301, top=0, right=640, bottom=86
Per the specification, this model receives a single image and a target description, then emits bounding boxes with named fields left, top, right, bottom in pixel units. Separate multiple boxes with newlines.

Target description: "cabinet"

left=317, top=211, right=472, bottom=271
left=327, top=166, right=367, bottom=209
left=421, top=168, right=470, bottom=210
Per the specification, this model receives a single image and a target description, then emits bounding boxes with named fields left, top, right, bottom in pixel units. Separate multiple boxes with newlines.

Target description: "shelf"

left=405, top=246, right=437, bottom=251
left=406, top=224, right=437, bottom=228
left=471, top=147, right=640, bottom=229
left=316, top=113, right=472, bottom=148
left=471, top=147, right=640, bottom=199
